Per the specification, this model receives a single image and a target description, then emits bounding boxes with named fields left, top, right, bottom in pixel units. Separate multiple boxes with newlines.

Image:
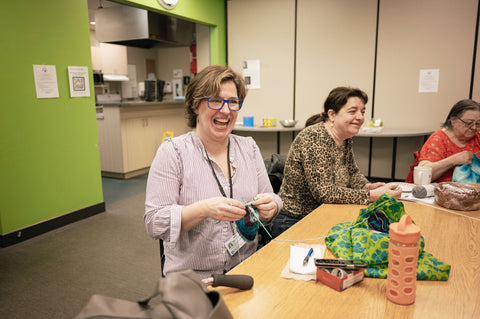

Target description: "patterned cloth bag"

left=325, top=194, right=451, bottom=280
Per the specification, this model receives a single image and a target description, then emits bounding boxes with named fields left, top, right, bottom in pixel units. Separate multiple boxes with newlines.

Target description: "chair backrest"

left=264, top=154, right=287, bottom=194
left=159, top=240, right=165, bottom=277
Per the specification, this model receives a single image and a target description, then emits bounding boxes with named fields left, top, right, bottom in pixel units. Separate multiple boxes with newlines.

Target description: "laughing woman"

left=272, top=87, right=401, bottom=237
left=144, top=65, right=282, bottom=279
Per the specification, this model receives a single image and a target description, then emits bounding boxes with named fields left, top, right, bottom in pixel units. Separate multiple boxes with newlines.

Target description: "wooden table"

left=356, top=129, right=433, bottom=181
left=215, top=202, right=480, bottom=318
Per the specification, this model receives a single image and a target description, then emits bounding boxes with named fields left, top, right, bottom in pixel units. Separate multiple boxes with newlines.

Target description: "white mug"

left=414, top=166, right=432, bottom=185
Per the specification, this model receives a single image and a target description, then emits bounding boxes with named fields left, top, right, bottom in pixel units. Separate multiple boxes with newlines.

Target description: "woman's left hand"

left=362, top=182, right=386, bottom=190
left=251, top=193, right=278, bottom=223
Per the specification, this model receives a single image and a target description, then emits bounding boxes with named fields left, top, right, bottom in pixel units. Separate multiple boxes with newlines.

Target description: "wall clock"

left=158, top=0, right=179, bottom=10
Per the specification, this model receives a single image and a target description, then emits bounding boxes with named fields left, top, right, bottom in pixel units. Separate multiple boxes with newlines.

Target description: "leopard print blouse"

left=279, top=122, right=370, bottom=219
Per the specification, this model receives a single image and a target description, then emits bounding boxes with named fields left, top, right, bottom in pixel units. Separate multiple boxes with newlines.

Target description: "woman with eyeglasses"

left=144, top=65, right=282, bottom=279
left=409, top=99, right=480, bottom=183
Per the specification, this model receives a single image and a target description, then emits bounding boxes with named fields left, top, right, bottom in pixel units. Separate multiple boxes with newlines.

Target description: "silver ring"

left=229, top=201, right=232, bottom=212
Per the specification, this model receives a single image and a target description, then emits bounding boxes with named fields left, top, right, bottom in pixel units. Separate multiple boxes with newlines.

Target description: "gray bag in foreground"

left=74, top=269, right=233, bottom=319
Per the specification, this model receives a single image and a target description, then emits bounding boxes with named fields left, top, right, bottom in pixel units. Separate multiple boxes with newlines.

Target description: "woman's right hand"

left=369, top=184, right=402, bottom=202
left=181, top=197, right=246, bottom=233
left=202, top=197, right=246, bottom=222
left=449, top=150, right=474, bottom=166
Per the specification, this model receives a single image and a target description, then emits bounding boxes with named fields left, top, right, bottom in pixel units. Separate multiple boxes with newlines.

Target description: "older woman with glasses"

left=411, top=99, right=480, bottom=183
left=144, top=65, right=282, bottom=279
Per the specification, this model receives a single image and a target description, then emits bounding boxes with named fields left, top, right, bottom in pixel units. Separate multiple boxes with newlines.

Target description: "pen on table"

left=303, top=248, right=314, bottom=266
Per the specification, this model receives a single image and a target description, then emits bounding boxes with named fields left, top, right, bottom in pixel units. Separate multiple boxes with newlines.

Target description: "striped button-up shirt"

left=144, top=130, right=282, bottom=279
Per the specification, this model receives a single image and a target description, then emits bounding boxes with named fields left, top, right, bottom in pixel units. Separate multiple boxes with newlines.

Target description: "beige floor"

left=0, top=177, right=161, bottom=319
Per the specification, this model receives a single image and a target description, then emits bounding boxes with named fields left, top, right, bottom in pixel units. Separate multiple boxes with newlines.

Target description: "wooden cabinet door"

left=122, top=118, right=153, bottom=172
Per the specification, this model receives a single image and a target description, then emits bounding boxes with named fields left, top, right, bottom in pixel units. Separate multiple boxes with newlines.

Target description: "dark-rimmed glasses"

left=202, top=96, right=243, bottom=111
left=457, top=117, right=480, bottom=129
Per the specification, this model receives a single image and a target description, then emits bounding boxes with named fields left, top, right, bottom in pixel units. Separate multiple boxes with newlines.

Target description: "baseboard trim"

left=0, top=202, right=106, bottom=248
left=101, top=167, right=150, bottom=179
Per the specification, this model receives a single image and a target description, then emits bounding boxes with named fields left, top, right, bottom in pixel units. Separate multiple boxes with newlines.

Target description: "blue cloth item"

left=452, top=154, right=480, bottom=183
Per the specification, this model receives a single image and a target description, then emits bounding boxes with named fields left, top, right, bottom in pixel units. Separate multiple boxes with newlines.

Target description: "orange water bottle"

left=386, top=214, right=421, bottom=305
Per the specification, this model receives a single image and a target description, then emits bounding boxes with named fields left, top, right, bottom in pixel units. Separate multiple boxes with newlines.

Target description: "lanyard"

left=205, top=139, right=233, bottom=199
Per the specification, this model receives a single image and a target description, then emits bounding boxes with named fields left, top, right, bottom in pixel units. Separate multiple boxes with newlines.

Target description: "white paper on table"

left=400, top=192, right=435, bottom=204
left=289, top=244, right=326, bottom=275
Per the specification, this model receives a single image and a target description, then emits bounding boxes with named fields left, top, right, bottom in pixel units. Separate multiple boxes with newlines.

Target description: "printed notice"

left=68, top=66, right=91, bottom=97
left=419, top=69, right=439, bottom=93
left=33, top=65, right=59, bottom=98
left=242, top=60, right=261, bottom=89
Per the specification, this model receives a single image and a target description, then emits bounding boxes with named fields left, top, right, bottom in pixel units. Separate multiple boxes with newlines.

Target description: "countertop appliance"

left=96, top=93, right=121, bottom=105
left=93, top=70, right=103, bottom=84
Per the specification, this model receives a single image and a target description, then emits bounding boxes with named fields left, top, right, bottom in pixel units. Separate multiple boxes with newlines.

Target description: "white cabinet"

left=121, top=118, right=156, bottom=172
left=96, top=102, right=189, bottom=179
left=91, top=43, right=128, bottom=75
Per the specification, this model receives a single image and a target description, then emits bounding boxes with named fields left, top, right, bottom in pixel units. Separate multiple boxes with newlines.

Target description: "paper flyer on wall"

left=418, top=69, right=439, bottom=93
left=68, top=66, right=91, bottom=97
left=242, top=60, right=261, bottom=89
left=33, top=64, right=59, bottom=99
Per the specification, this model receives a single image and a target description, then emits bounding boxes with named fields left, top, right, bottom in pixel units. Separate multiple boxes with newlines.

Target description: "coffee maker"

left=144, top=80, right=166, bottom=101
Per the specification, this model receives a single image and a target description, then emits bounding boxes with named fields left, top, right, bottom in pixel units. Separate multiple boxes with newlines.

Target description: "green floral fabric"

left=325, top=194, right=451, bottom=280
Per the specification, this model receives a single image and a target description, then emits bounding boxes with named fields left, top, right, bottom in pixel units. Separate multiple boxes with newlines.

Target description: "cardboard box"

left=316, top=267, right=364, bottom=292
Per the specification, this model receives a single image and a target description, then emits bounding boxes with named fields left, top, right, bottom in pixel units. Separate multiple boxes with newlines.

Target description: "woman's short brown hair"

left=305, top=87, right=368, bottom=127
left=184, top=65, right=247, bottom=128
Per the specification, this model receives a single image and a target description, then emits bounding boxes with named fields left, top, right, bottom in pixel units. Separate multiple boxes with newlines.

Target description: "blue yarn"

left=236, top=218, right=259, bottom=241
left=453, top=154, right=480, bottom=183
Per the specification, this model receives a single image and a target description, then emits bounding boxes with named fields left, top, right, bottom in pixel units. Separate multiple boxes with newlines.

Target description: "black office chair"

left=159, top=239, right=165, bottom=277
left=257, top=154, right=286, bottom=249
left=264, top=154, right=286, bottom=194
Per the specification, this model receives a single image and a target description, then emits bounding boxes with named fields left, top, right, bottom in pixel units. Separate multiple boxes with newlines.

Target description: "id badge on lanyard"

left=225, top=231, right=247, bottom=256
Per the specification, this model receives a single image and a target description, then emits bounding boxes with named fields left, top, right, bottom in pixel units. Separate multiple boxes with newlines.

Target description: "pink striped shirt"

left=144, top=130, right=282, bottom=279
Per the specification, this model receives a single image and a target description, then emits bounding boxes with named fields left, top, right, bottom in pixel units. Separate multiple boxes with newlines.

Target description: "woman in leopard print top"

left=272, top=87, right=402, bottom=236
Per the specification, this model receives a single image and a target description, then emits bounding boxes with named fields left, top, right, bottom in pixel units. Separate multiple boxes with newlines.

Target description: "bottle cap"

left=389, top=215, right=421, bottom=243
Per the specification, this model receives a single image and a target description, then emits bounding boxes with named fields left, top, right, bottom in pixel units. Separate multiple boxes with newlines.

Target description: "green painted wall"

left=120, top=0, right=227, bottom=65
left=0, top=0, right=226, bottom=237
left=0, top=0, right=103, bottom=235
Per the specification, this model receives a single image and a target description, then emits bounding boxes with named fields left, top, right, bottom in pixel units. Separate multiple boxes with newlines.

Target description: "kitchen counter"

left=98, top=100, right=184, bottom=107
left=96, top=100, right=190, bottom=179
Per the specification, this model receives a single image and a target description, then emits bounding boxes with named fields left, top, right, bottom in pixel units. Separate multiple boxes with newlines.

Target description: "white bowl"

left=280, top=120, right=298, bottom=127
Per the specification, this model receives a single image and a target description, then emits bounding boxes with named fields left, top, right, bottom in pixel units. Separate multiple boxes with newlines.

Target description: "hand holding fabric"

left=450, top=150, right=474, bottom=166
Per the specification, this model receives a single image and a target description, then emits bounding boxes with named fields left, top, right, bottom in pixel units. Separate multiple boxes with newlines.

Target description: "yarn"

left=236, top=204, right=259, bottom=241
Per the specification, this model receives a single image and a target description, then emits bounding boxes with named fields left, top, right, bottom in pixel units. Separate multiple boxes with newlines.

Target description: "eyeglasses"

left=202, top=96, right=243, bottom=111
left=457, top=117, right=480, bottom=129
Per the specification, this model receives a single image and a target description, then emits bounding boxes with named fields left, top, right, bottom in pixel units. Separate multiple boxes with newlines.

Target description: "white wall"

left=374, top=0, right=477, bottom=131
left=227, top=0, right=480, bottom=180
left=295, top=0, right=377, bottom=124
left=227, top=0, right=296, bottom=123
